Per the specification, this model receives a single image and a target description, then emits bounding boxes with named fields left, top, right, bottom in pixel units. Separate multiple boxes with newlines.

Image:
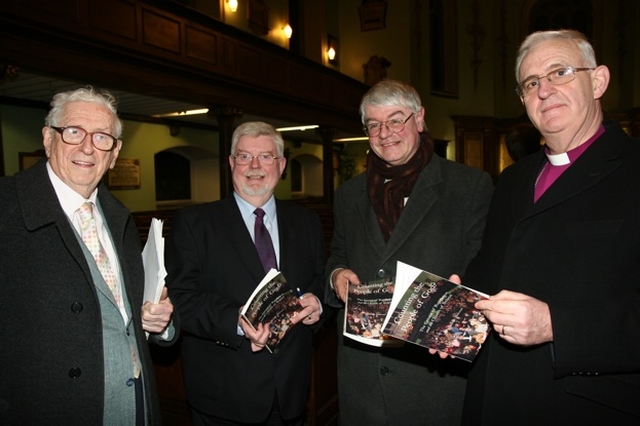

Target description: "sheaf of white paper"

left=142, top=218, right=166, bottom=304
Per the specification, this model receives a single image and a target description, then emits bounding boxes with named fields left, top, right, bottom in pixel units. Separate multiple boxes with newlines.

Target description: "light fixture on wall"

left=327, top=34, right=338, bottom=64
left=227, top=0, right=238, bottom=13
left=283, top=23, right=293, bottom=39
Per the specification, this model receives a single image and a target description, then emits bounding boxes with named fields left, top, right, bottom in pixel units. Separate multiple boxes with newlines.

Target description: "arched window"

left=155, top=151, right=191, bottom=201
left=291, top=158, right=302, bottom=193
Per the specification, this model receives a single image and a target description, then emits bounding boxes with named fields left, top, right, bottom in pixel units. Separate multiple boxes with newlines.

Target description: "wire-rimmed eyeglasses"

left=515, top=67, right=595, bottom=97
left=51, top=126, right=118, bottom=151
left=233, top=153, right=281, bottom=165
left=363, top=112, right=414, bottom=138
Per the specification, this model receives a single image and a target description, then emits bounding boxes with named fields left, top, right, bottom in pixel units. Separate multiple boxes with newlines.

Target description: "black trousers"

left=190, top=393, right=304, bottom=426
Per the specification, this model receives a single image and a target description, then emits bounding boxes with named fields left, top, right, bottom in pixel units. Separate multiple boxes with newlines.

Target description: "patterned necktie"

left=77, top=202, right=140, bottom=378
left=77, top=202, right=123, bottom=310
left=254, top=208, right=277, bottom=272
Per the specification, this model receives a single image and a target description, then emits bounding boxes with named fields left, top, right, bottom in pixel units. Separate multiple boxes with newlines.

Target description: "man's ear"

left=416, top=107, right=426, bottom=133
left=42, top=127, right=53, bottom=157
left=591, top=65, right=610, bottom=100
left=108, top=140, right=123, bottom=169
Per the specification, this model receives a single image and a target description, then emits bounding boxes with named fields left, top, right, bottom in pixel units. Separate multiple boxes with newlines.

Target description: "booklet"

left=240, top=268, right=302, bottom=353
left=381, top=261, right=491, bottom=362
left=343, top=278, right=404, bottom=347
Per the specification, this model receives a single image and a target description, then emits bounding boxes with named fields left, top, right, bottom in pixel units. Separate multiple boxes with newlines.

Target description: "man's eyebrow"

left=364, top=110, right=406, bottom=123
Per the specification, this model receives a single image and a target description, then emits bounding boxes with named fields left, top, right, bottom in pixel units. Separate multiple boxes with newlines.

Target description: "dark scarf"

left=366, top=132, right=434, bottom=242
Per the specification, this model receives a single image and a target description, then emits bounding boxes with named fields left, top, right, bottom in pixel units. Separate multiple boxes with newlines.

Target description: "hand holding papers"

left=240, top=269, right=302, bottom=352
left=343, top=261, right=491, bottom=361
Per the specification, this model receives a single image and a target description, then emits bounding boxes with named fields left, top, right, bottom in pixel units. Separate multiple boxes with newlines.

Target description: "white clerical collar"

left=546, top=151, right=570, bottom=166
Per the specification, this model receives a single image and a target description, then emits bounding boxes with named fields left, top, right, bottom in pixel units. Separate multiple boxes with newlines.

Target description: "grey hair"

left=44, top=86, right=123, bottom=138
left=515, top=30, right=597, bottom=82
left=231, top=121, right=285, bottom=157
left=359, top=79, right=422, bottom=123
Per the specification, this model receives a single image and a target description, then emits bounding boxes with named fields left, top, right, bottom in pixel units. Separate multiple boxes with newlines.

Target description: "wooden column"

left=210, top=107, right=243, bottom=199
left=316, top=126, right=337, bottom=204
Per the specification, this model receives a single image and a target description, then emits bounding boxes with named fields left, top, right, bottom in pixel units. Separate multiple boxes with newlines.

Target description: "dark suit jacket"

left=463, top=121, right=640, bottom=424
left=0, top=159, right=170, bottom=425
left=166, top=195, right=325, bottom=423
left=325, top=154, right=494, bottom=425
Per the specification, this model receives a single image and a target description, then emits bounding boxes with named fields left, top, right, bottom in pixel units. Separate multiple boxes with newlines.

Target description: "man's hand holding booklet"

left=344, top=261, right=491, bottom=361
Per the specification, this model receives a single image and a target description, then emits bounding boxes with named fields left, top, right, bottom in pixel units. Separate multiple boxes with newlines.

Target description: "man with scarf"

left=325, top=79, right=494, bottom=425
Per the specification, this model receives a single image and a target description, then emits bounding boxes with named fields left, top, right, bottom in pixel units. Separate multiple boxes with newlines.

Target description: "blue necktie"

left=254, top=208, right=277, bottom=272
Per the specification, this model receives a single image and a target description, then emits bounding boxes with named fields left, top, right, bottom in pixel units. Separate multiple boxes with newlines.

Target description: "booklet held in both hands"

left=343, top=261, right=491, bottom=361
left=381, top=261, right=491, bottom=361
left=240, top=269, right=302, bottom=353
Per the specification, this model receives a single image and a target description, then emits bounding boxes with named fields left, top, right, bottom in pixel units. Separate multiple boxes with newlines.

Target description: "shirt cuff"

left=330, top=268, right=345, bottom=291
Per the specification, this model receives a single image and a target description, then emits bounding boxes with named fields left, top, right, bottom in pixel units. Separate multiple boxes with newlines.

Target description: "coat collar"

left=513, top=121, right=626, bottom=221
left=13, top=159, right=133, bottom=300
left=355, top=154, right=445, bottom=264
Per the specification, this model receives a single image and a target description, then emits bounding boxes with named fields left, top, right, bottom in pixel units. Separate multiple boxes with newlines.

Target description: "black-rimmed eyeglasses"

left=51, top=126, right=118, bottom=151
left=363, top=113, right=414, bottom=138
left=515, top=67, right=595, bottom=97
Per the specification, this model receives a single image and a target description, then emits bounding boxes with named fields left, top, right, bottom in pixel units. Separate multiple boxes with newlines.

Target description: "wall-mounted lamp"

left=327, top=34, right=338, bottom=64
left=227, top=0, right=238, bottom=13
left=283, top=23, right=293, bottom=39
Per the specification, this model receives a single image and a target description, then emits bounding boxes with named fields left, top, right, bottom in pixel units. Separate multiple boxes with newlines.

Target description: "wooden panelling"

left=221, top=37, right=237, bottom=71
left=453, top=116, right=499, bottom=179
left=289, top=63, right=326, bottom=102
left=88, top=0, right=138, bottom=41
left=11, top=0, right=80, bottom=23
left=185, top=25, right=218, bottom=66
left=142, top=9, right=181, bottom=54
left=262, top=53, right=289, bottom=88
left=236, top=44, right=265, bottom=81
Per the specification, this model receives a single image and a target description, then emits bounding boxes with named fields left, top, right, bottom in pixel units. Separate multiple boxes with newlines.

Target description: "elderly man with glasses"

left=325, top=79, right=493, bottom=425
left=451, top=29, right=640, bottom=424
left=0, top=86, right=176, bottom=425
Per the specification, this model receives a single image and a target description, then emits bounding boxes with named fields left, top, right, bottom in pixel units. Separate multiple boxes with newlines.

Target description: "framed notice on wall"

left=19, top=149, right=47, bottom=170
left=107, top=158, right=141, bottom=189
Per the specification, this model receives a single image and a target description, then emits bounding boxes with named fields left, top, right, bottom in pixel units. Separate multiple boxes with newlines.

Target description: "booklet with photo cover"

left=240, top=268, right=302, bottom=353
left=343, top=278, right=404, bottom=347
left=380, top=261, right=491, bottom=362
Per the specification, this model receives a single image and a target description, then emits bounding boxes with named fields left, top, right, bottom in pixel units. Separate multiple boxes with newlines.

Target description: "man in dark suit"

left=325, top=79, right=494, bottom=425
left=0, top=87, right=176, bottom=425
left=457, top=30, right=640, bottom=424
left=166, top=121, right=325, bottom=425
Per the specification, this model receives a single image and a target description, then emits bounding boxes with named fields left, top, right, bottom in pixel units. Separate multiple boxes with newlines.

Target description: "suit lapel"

left=276, top=200, right=293, bottom=273
left=224, top=196, right=268, bottom=283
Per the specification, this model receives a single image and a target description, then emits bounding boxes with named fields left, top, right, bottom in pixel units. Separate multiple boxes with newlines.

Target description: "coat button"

left=70, top=302, right=83, bottom=313
left=377, top=269, right=386, bottom=278
left=380, top=366, right=390, bottom=376
left=69, top=368, right=82, bottom=378
left=126, top=378, right=135, bottom=387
